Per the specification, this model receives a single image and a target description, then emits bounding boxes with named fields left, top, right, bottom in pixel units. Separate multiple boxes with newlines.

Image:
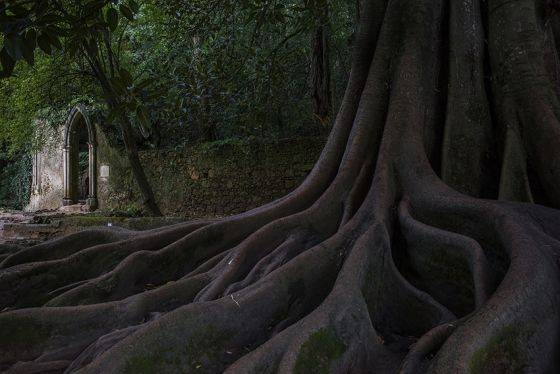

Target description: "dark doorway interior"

left=62, top=106, right=98, bottom=210
left=69, top=116, right=90, bottom=204
left=77, top=123, right=89, bottom=202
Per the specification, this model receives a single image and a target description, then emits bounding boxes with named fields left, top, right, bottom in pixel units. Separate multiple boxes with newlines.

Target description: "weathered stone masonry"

left=101, top=137, right=325, bottom=218
left=28, top=106, right=326, bottom=217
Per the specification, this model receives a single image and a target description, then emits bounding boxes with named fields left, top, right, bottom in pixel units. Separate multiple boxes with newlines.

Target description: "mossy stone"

left=294, top=328, right=347, bottom=374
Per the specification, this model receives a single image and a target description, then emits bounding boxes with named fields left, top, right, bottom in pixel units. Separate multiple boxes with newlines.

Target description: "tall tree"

left=309, top=0, right=332, bottom=124
left=1, top=0, right=560, bottom=372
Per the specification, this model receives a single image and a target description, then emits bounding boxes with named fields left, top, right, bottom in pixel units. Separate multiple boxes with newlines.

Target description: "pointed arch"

left=62, top=105, right=98, bottom=210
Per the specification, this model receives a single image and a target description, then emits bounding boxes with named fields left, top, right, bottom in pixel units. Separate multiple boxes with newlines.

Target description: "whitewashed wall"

left=26, top=122, right=65, bottom=211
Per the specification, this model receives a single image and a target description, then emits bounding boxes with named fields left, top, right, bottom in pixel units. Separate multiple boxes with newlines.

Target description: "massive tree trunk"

left=1, top=0, right=560, bottom=372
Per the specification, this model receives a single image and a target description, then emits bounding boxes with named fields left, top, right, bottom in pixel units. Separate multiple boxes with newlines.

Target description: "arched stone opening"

left=62, top=105, right=98, bottom=210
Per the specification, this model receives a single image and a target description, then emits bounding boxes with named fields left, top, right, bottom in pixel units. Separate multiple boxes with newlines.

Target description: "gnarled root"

left=2, top=0, right=560, bottom=372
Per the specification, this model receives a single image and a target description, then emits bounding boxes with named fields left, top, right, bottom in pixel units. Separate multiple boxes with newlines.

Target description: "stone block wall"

left=25, top=106, right=326, bottom=217
left=98, top=137, right=326, bottom=218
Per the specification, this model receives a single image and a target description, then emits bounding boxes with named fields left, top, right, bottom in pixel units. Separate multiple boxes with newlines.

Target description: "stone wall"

left=98, top=137, right=326, bottom=218
left=27, top=123, right=65, bottom=211
left=26, top=116, right=326, bottom=218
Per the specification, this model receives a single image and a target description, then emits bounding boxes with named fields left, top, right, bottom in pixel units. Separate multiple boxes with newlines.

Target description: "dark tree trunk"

left=87, top=58, right=162, bottom=217
left=1, top=0, right=560, bottom=372
left=118, top=112, right=163, bottom=217
left=201, top=93, right=217, bottom=142
left=311, top=0, right=332, bottom=125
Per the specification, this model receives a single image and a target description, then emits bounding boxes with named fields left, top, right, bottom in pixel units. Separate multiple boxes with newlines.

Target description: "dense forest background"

left=0, top=0, right=357, bottom=209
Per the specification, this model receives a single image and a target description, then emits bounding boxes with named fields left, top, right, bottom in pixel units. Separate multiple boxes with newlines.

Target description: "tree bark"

left=1, top=0, right=560, bottom=372
left=118, top=111, right=163, bottom=216
left=83, top=47, right=162, bottom=216
left=201, top=92, right=217, bottom=142
left=310, top=0, right=332, bottom=125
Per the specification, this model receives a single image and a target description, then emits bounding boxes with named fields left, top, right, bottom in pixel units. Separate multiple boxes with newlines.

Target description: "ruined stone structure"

left=28, top=105, right=99, bottom=212
left=26, top=105, right=325, bottom=216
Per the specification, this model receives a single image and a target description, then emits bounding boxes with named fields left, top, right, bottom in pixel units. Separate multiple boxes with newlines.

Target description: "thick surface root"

left=2, top=0, right=560, bottom=372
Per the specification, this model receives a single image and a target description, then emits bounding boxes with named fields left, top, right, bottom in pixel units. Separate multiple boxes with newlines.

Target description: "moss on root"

left=121, top=324, right=232, bottom=373
left=184, top=325, right=232, bottom=370
left=124, top=346, right=189, bottom=374
left=469, top=324, right=535, bottom=374
left=0, top=315, right=51, bottom=350
left=294, top=328, right=347, bottom=374
left=124, top=351, right=169, bottom=374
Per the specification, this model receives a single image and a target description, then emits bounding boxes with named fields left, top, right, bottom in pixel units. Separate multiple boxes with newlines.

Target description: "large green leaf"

left=22, top=30, right=37, bottom=65
left=44, top=29, right=62, bottom=50
left=133, top=78, right=155, bottom=92
left=119, top=68, right=133, bottom=86
left=5, top=36, right=24, bottom=60
left=106, top=7, right=119, bottom=32
left=110, top=76, right=127, bottom=95
left=0, top=47, right=15, bottom=77
left=129, top=0, right=140, bottom=13
left=25, top=30, right=37, bottom=50
left=119, top=4, right=134, bottom=21
left=37, top=33, right=52, bottom=55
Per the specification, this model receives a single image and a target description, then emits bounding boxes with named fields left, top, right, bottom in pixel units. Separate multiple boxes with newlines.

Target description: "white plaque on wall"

left=100, top=165, right=110, bottom=180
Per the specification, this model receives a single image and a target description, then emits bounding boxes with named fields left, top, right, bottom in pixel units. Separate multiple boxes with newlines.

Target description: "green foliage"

left=131, top=0, right=357, bottom=144
left=79, top=151, right=89, bottom=171
left=0, top=150, right=32, bottom=209
left=199, top=138, right=252, bottom=155
left=1, top=0, right=154, bottom=142
left=120, top=202, right=143, bottom=217
left=1, top=0, right=356, bottom=150
left=0, top=48, right=99, bottom=154
left=0, top=0, right=357, bottom=208
left=36, top=97, right=106, bottom=133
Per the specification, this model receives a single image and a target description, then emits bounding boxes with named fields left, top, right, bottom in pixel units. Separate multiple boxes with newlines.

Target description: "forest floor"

left=0, top=210, right=35, bottom=245
left=0, top=209, right=185, bottom=246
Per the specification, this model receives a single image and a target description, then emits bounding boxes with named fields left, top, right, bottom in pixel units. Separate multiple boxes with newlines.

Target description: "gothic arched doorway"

left=62, top=105, right=98, bottom=210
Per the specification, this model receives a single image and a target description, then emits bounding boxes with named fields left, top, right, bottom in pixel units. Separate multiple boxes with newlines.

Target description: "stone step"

left=2, top=222, right=63, bottom=241
left=0, top=213, right=187, bottom=247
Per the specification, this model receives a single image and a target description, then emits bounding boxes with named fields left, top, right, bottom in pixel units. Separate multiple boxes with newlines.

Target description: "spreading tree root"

left=2, top=0, right=560, bottom=372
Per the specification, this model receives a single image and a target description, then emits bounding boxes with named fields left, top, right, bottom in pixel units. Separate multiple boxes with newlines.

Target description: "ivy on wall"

left=0, top=151, right=32, bottom=209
